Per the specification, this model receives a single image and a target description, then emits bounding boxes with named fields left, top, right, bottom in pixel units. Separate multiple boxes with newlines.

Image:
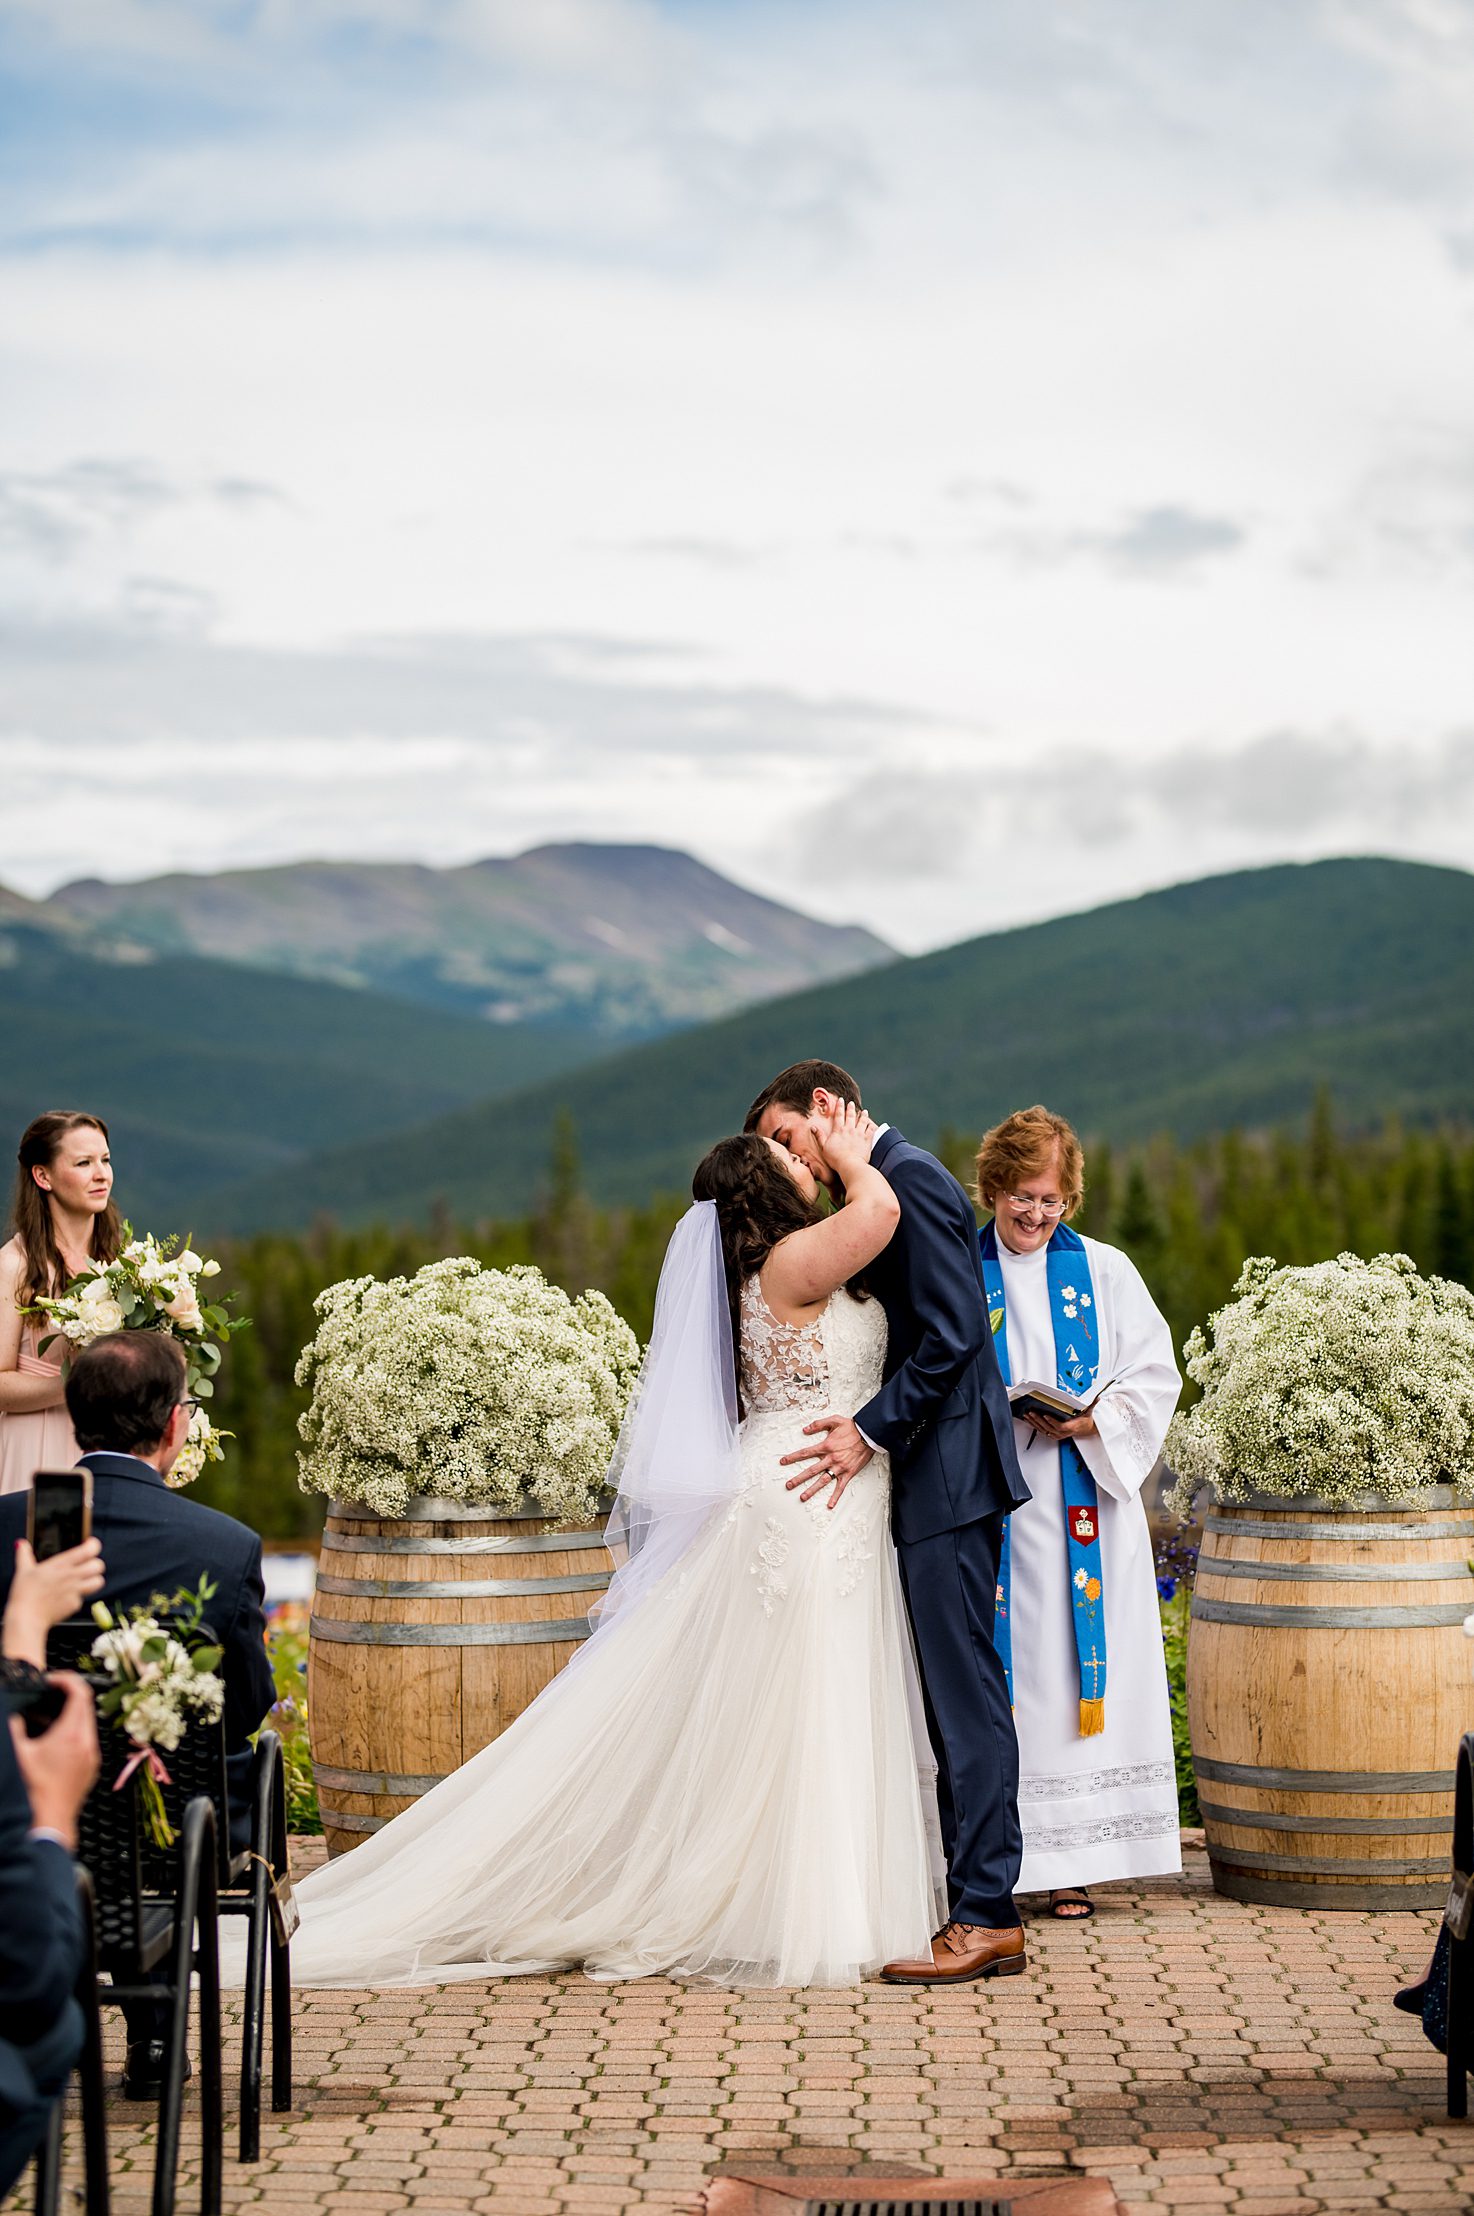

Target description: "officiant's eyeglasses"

left=1004, top=1194, right=1066, bottom=1218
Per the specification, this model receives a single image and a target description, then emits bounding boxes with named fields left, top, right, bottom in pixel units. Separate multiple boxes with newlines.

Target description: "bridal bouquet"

left=295, top=1257, right=642, bottom=1522
left=88, top=1579, right=227, bottom=1848
left=29, top=1229, right=246, bottom=1485
left=1166, top=1250, right=1474, bottom=1512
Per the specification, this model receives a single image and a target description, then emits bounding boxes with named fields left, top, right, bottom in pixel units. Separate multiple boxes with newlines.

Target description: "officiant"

left=976, top=1106, right=1182, bottom=1920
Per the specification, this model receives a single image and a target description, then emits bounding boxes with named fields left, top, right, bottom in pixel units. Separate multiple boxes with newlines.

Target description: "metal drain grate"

left=804, top=2202, right=1007, bottom=2215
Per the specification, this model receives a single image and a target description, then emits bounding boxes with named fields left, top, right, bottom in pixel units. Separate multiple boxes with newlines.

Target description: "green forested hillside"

left=0, top=927, right=600, bottom=1227
left=199, top=1106, right=1474, bottom=1538
left=210, top=857, right=1474, bottom=1235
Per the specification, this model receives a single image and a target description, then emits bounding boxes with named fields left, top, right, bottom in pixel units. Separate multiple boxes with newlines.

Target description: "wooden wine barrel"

left=1188, top=1486, right=1474, bottom=1909
left=307, top=1495, right=610, bottom=1856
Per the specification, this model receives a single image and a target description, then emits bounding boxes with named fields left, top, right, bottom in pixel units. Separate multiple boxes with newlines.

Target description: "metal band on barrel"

left=1194, top=1556, right=1467, bottom=1583
left=313, top=1570, right=610, bottom=1600
left=1198, top=1800, right=1450, bottom=1835
left=1190, top=1597, right=1471, bottom=1629
left=312, top=1764, right=451, bottom=1794
left=1208, top=1485, right=1462, bottom=1514
left=330, top=1495, right=598, bottom=1523
left=309, top=1613, right=593, bottom=1646
left=1208, top=1844, right=1448, bottom=1876
left=317, top=1808, right=389, bottom=1834
left=1212, top=1872, right=1445, bottom=1911
left=320, top=1530, right=609, bottom=1557
left=1194, top=1757, right=1451, bottom=1791
left=1204, top=1513, right=1474, bottom=1541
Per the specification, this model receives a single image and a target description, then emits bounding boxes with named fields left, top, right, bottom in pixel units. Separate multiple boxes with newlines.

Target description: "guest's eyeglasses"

left=177, top=1396, right=202, bottom=1421
left=1004, top=1194, right=1066, bottom=1219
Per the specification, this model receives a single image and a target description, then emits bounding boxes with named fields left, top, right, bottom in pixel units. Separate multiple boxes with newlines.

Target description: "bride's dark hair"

left=691, top=1134, right=866, bottom=1408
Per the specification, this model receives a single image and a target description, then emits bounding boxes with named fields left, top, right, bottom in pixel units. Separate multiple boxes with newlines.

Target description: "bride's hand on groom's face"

left=781, top=1413, right=875, bottom=1509
left=812, top=1098, right=877, bottom=1178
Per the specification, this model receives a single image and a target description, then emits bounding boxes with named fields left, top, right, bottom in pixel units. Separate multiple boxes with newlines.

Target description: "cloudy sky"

left=2, top=0, right=1472, bottom=950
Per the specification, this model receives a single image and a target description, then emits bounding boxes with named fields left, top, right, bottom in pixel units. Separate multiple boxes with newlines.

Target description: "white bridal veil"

left=595, top=1199, right=742, bottom=1634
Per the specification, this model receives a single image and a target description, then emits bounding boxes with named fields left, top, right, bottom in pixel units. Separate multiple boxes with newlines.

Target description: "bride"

left=256, top=1102, right=945, bottom=1989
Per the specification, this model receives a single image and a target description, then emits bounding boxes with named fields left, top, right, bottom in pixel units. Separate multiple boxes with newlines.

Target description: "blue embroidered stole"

left=979, top=1219, right=1107, bottom=1737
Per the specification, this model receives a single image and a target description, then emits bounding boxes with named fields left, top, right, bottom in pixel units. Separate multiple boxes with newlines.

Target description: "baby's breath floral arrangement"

left=1166, top=1251, right=1474, bottom=1513
left=295, top=1257, right=642, bottom=1522
left=28, top=1229, right=246, bottom=1487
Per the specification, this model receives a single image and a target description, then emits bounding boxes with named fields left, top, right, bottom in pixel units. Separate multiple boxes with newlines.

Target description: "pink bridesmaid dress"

left=0, top=1321, right=80, bottom=1496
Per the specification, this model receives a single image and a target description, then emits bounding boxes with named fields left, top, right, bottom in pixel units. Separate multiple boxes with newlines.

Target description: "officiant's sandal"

left=879, top=1920, right=1026, bottom=1984
left=1047, top=1887, right=1095, bottom=1920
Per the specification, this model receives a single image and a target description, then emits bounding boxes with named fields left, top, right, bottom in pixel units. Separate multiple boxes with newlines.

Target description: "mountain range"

left=0, top=844, right=889, bottom=1228
left=202, top=854, right=1474, bottom=1235
left=23, top=844, right=891, bottom=1035
left=8, top=851, right=1469, bottom=1239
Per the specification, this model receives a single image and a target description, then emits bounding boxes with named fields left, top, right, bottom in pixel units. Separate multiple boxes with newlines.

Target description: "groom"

left=746, top=1060, right=1031, bottom=1982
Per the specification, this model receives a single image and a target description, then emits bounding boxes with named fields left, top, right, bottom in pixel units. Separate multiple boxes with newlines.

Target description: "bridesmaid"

left=0, top=1111, right=122, bottom=1495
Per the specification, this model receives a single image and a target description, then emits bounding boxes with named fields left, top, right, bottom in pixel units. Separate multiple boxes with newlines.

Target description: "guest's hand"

left=10, top=1674, right=100, bottom=1849
left=781, top=1413, right=874, bottom=1508
left=4, top=1537, right=106, bottom=1668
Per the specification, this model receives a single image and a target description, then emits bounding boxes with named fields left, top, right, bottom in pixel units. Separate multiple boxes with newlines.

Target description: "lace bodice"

left=739, top=1274, right=829, bottom=1413
left=738, top=1274, right=887, bottom=1419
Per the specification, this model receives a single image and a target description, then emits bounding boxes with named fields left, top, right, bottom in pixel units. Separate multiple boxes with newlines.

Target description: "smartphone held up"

left=26, top=1466, right=93, bottom=1560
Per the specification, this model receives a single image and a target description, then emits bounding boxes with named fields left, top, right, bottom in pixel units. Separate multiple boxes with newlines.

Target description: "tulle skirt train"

left=238, top=1418, right=942, bottom=1989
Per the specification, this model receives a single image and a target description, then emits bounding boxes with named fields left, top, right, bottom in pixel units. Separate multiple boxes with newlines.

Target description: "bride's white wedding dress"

left=257, top=1277, right=944, bottom=1989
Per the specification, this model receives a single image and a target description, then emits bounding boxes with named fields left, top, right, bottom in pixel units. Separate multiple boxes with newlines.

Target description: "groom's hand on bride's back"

left=781, top=1413, right=873, bottom=1508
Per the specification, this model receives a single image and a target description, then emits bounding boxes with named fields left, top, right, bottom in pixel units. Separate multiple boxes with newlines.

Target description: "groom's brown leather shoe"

left=879, top=1921, right=1026, bottom=1984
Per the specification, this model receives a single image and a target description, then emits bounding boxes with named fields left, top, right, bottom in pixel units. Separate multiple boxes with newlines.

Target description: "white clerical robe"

left=995, top=1233, right=1183, bottom=1893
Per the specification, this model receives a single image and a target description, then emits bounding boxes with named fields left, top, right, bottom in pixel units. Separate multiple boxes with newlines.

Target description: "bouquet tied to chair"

left=87, top=1577, right=228, bottom=1847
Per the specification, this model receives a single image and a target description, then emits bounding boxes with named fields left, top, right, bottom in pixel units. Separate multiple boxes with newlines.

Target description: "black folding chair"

left=48, top=1617, right=293, bottom=2164
left=141, top=1723, right=293, bottom=2161
left=32, top=1868, right=110, bottom=2216
left=1446, top=1732, right=1474, bottom=2118
left=47, top=1624, right=223, bottom=2216
left=75, top=1752, right=221, bottom=2216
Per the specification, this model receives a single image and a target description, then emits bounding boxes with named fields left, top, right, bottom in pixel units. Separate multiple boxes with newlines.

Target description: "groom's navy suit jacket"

left=856, top=1126, right=1029, bottom=1545
left=0, top=1451, right=275, bottom=1852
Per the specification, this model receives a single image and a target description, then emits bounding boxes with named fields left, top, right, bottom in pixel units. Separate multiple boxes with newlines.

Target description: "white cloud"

left=0, top=0, right=1471, bottom=949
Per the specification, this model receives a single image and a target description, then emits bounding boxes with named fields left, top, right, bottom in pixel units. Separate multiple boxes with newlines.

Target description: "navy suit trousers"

left=897, top=1512, right=1023, bottom=1927
left=0, top=2000, right=83, bottom=2199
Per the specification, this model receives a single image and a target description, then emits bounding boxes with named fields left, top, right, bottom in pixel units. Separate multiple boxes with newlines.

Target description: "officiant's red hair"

left=10, top=1110, right=123, bottom=1308
left=974, top=1105, right=1084, bottom=1217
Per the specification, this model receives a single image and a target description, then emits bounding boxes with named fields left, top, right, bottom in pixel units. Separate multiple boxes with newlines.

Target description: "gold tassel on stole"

left=1078, top=1698, right=1105, bottom=1737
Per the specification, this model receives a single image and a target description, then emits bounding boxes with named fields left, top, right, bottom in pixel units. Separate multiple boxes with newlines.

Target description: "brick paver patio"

left=13, top=1834, right=1472, bottom=2216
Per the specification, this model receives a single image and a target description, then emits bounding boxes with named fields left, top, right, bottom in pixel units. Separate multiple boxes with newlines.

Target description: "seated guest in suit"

left=0, top=1330, right=275, bottom=2100
left=1, top=1582, right=100, bottom=2197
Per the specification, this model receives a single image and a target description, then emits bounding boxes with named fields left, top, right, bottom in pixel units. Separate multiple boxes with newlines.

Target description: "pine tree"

left=1115, top=1161, right=1165, bottom=1269
left=1431, top=1142, right=1473, bottom=1287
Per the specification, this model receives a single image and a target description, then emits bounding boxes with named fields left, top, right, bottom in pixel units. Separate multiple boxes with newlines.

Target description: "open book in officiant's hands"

left=1006, top=1378, right=1113, bottom=1426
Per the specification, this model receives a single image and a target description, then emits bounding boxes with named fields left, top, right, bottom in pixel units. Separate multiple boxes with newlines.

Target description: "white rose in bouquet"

left=76, top=1280, right=125, bottom=1334
left=166, top=1407, right=231, bottom=1490
left=163, top=1287, right=203, bottom=1332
